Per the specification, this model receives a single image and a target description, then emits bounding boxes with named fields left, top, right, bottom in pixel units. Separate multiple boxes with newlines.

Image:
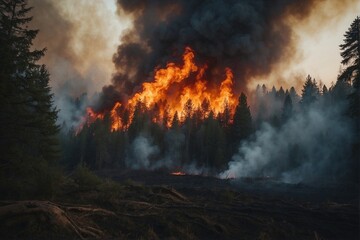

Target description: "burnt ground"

left=94, top=169, right=359, bottom=239
left=1, top=169, right=358, bottom=239
left=97, top=169, right=359, bottom=203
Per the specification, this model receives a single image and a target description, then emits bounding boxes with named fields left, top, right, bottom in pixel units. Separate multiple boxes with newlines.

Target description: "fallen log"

left=0, top=200, right=115, bottom=239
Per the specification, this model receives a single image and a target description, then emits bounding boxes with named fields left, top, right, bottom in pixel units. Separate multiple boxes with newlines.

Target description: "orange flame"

left=110, top=102, right=122, bottom=131
left=86, top=47, right=238, bottom=131
left=171, top=171, right=186, bottom=176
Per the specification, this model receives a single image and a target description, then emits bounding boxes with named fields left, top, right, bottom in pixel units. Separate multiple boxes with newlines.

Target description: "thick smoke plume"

left=99, top=0, right=355, bottom=110
left=27, top=0, right=356, bottom=127
left=220, top=97, right=354, bottom=184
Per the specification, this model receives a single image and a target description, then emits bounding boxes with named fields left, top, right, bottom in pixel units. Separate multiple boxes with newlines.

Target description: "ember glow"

left=86, top=47, right=237, bottom=131
left=171, top=171, right=186, bottom=176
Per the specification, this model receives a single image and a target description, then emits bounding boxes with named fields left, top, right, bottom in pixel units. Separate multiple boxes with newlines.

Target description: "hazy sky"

left=249, top=0, right=360, bottom=90
left=291, top=1, right=360, bottom=88
left=31, top=0, right=360, bottom=94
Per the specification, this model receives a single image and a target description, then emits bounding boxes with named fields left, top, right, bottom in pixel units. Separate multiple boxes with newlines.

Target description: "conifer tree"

left=301, top=75, right=320, bottom=107
left=171, top=111, right=180, bottom=130
left=289, top=86, right=299, bottom=103
left=282, top=94, right=293, bottom=121
left=232, top=93, right=253, bottom=142
left=277, top=86, right=285, bottom=101
left=183, top=99, right=193, bottom=121
left=339, top=16, right=360, bottom=88
left=322, top=85, right=328, bottom=95
left=339, top=16, right=360, bottom=182
left=0, top=0, right=60, bottom=197
left=339, top=16, right=360, bottom=119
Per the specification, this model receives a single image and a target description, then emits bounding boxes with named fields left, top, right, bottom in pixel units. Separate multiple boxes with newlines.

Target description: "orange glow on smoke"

left=86, top=47, right=238, bottom=131
left=87, top=107, right=104, bottom=121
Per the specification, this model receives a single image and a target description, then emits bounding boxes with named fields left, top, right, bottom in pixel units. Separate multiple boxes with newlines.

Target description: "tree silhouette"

left=0, top=0, right=60, bottom=198
left=301, top=75, right=320, bottom=107
left=339, top=16, right=360, bottom=119
left=339, top=16, right=360, bottom=88
left=171, top=111, right=180, bottom=130
left=282, top=94, right=293, bottom=121
left=232, top=92, right=253, bottom=143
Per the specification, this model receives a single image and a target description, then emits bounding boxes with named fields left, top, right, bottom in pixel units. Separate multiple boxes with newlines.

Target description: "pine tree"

left=201, top=98, right=210, bottom=119
left=339, top=17, right=360, bottom=183
left=262, top=84, right=267, bottom=94
left=277, top=86, right=285, bottom=102
left=339, top=16, right=360, bottom=88
left=171, top=111, right=180, bottom=130
left=182, top=99, right=194, bottom=164
left=232, top=93, right=253, bottom=142
left=282, top=94, right=293, bottom=121
left=203, top=111, right=226, bottom=171
left=339, top=16, right=360, bottom=119
left=322, top=85, right=328, bottom=95
left=121, top=108, right=130, bottom=129
left=182, top=99, right=193, bottom=121
left=128, top=100, right=147, bottom=140
left=270, top=86, right=277, bottom=97
left=220, top=101, right=231, bottom=128
left=301, top=74, right=319, bottom=107
left=0, top=0, right=60, bottom=197
left=289, top=86, right=299, bottom=103
left=162, top=104, right=170, bottom=129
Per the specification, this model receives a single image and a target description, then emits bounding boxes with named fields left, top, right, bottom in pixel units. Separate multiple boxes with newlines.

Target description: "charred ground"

left=1, top=169, right=358, bottom=240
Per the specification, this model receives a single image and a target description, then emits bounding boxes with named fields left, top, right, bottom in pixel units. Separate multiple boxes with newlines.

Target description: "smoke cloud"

left=126, top=131, right=184, bottom=170
left=126, top=131, right=210, bottom=175
left=98, top=0, right=356, bottom=110
left=108, top=0, right=303, bottom=101
left=28, top=0, right=129, bottom=128
left=27, top=0, right=357, bottom=127
left=126, top=135, right=160, bottom=169
left=220, top=97, right=354, bottom=184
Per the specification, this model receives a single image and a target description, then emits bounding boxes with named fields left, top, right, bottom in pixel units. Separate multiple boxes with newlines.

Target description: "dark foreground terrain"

left=0, top=170, right=358, bottom=239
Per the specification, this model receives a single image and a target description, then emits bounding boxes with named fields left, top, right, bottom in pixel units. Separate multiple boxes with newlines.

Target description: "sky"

left=288, top=0, right=360, bottom=89
left=249, top=0, right=360, bottom=90
left=29, top=0, right=360, bottom=95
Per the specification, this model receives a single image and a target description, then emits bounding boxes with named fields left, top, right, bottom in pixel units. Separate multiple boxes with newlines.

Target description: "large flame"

left=87, top=47, right=237, bottom=131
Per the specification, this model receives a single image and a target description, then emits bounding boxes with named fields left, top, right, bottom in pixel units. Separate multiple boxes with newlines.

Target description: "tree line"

left=0, top=0, right=358, bottom=198
left=60, top=75, right=355, bottom=176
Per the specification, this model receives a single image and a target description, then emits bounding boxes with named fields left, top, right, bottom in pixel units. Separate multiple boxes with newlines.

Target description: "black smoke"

left=99, top=0, right=318, bottom=109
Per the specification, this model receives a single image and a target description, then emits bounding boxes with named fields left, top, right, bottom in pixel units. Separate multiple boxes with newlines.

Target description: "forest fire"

left=86, top=47, right=237, bottom=131
left=171, top=171, right=186, bottom=176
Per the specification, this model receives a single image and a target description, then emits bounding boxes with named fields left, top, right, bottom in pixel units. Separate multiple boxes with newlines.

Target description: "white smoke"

left=126, top=131, right=211, bottom=174
left=151, top=130, right=185, bottom=169
left=126, top=135, right=160, bottom=169
left=220, top=99, right=354, bottom=184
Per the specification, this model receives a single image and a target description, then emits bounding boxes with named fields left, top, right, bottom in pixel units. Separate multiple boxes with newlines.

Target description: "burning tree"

left=86, top=47, right=238, bottom=132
